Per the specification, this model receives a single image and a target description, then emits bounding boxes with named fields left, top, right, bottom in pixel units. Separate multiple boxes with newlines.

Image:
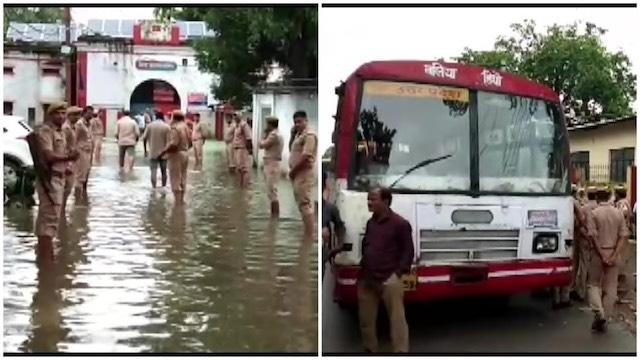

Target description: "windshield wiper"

left=389, top=154, right=453, bottom=189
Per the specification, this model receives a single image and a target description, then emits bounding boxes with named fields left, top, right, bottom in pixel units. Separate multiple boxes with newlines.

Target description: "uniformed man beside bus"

left=61, top=106, right=81, bottom=215
left=288, top=110, right=317, bottom=238
left=571, top=185, right=592, bottom=302
left=88, top=106, right=104, bottom=164
left=30, top=102, right=79, bottom=262
left=158, top=110, right=191, bottom=204
left=74, top=107, right=94, bottom=200
left=614, top=186, right=632, bottom=301
left=259, top=116, right=284, bottom=216
left=191, top=113, right=206, bottom=171
left=586, top=187, right=628, bottom=332
left=232, top=113, right=253, bottom=188
left=224, top=115, right=236, bottom=172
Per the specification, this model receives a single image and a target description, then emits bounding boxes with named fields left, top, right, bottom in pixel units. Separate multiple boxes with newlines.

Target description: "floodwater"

left=3, top=141, right=318, bottom=353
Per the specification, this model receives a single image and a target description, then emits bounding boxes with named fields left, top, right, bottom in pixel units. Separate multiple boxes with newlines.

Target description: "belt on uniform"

left=51, top=170, right=65, bottom=178
left=264, top=157, right=282, bottom=161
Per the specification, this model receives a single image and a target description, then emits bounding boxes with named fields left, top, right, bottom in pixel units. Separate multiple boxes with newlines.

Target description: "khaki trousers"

left=587, top=248, right=619, bottom=319
left=35, top=176, right=65, bottom=237
left=292, top=169, right=315, bottom=217
left=193, top=139, right=204, bottom=166
left=263, top=159, right=280, bottom=202
left=168, top=151, right=189, bottom=192
left=225, top=142, right=235, bottom=168
left=358, top=274, right=409, bottom=353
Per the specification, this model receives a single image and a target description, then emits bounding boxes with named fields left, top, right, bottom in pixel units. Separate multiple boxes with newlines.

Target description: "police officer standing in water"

left=157, top=110, right=191, bottom=205
left=27, top=102, right=79, bottom=263
left=61, top=106, right=80, bottom=217
left=288, top=110, right=317, bottom=238
left=259, top=116, right=284, bottom=216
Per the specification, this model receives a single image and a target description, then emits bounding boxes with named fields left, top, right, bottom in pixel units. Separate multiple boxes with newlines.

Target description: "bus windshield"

left=350, top=80, right=569, bottom=194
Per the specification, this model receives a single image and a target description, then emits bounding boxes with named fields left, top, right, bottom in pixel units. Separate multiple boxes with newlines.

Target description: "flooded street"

left=3, top=141, right=318, bottom=353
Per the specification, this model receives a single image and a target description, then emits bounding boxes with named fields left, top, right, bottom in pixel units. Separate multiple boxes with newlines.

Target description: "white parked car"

left=3, top=115, right=35, bottom=199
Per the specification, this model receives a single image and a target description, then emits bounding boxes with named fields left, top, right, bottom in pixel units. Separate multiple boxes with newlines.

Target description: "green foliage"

left=458, top=20, right=636, bottom=118
left=155, top=7, right=317, bottom=107
left=4, top=7, right=64, bottom=36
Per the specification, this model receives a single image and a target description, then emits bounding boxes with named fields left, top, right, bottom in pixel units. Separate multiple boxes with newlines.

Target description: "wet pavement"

left=322, top=268, right=636, bottom=354
left=3, top=141, right=317, bottom=353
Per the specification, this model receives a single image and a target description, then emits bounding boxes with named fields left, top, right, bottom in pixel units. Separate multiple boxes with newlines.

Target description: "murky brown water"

left=3, top=141, right=318, bottom=353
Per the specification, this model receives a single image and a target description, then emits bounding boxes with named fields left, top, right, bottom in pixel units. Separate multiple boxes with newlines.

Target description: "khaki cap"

left=586, top=186, right=597, bottom=194
left=66, top=106, right=83, bottom=115
left=172, top=110, right=185, bottom=118
left=46, top=101, right=67, bottom=115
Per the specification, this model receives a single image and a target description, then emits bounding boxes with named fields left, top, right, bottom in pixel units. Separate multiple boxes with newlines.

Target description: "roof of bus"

left=350, top=60, right=560, bottom=103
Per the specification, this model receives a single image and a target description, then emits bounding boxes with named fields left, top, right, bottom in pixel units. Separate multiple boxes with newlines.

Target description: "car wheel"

left=4, top=157, right=21, bottom=196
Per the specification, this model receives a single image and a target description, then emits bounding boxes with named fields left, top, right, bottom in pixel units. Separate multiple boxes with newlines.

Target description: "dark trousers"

left=150, top=159, right=168, bottom=187
left=118, top=145, right=135, bottom=168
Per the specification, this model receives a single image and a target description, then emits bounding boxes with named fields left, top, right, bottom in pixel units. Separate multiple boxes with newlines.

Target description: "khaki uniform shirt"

left=90, top=117, right=104, bottom=137
left=616, top=199, right=631, bottom=228
left=589, top=203, right=628, bottom=250
left=224, top=123, right=236, bottom=144
left=261, top=129, right=284, bottom=161
left=37, top=121, right=68, bottom=174
left=192, top=122, right=206, bottom=141
left=75, top=120, right=93, bottom=152
left=143, top=120, right=171, bottom=159
left=289, top=128, right=317, bottom=170
left=62, top=122, right=76, bottom=173
left=232, top=121, right=252, bottom=149
left=169, top=121, right=190, bottom=152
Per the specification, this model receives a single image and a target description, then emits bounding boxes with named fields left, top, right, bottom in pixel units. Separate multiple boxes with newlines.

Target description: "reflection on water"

left=3, top=142, right=317, bottom=353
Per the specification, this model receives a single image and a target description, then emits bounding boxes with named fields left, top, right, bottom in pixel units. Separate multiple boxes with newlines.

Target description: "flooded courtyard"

left=3, top=141, right=318, bottom=353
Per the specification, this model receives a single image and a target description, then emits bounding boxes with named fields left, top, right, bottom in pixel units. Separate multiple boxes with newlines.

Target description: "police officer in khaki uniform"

left=191, top=113, right=206, bottom=171
left=224, top=115, right=236, bottom=172
left=614, top=186, right=632, bottom=301
left=288, top=110, right=317, bottom=238
left=232, top=113, right=253, bottom=188
left=32, top=102, right=79, bottom=262
left=88, top=106, right=104, bottom=164
left=61, top=107, right=81, bottom=216
left=585, top=187, right=628, bottom=332
left=259, top=116, right=284, bottom=216
left=74, top=107, right=94, bottom=200
left=571, top=186, right=592, bottom=302
left=158, top=110, right=191, bottom=205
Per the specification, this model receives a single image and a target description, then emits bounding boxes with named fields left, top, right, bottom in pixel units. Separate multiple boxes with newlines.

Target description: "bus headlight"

left=533, top=233, right=559, bottom=253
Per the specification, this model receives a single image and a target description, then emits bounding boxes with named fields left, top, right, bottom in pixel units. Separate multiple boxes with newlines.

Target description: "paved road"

left=322, top=269, right=636, bottom=354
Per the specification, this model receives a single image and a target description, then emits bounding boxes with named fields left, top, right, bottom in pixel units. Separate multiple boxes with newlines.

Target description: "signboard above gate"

left=136, top=60, right=177, bottom=71
left=187, top=92, right=207, bottom=105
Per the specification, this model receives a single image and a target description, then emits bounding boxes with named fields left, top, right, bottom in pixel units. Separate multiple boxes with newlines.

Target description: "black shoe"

left=592, top=317, right=607, bottom=333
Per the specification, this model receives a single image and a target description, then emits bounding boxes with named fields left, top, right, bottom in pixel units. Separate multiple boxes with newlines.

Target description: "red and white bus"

left=327, top=60, right=573, bottom=305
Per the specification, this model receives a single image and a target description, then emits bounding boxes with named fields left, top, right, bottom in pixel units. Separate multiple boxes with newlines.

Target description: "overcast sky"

left=318, top=7, right=639, bottom=153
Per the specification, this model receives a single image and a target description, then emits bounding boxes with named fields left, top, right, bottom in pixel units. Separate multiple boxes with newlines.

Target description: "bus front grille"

left=419, top=229, right=519, bottom=263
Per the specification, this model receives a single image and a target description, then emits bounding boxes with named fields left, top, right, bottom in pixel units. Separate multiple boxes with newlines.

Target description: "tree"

left=4, top=7, right=64, bottom=36
left=458, top=20, right=636, bottom=120
left=155, top=7, right=317, bottom=107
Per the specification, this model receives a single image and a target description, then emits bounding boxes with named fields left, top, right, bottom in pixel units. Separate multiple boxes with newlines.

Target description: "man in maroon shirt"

left=358, top=187, right=413, bottom=353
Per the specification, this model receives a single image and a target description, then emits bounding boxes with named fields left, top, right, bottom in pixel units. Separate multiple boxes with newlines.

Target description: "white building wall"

left=82, top=45, right=216, bottom=136
left=251, top=90, right=318, bottom=174
left=3, top=52, right=66, bottom=126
